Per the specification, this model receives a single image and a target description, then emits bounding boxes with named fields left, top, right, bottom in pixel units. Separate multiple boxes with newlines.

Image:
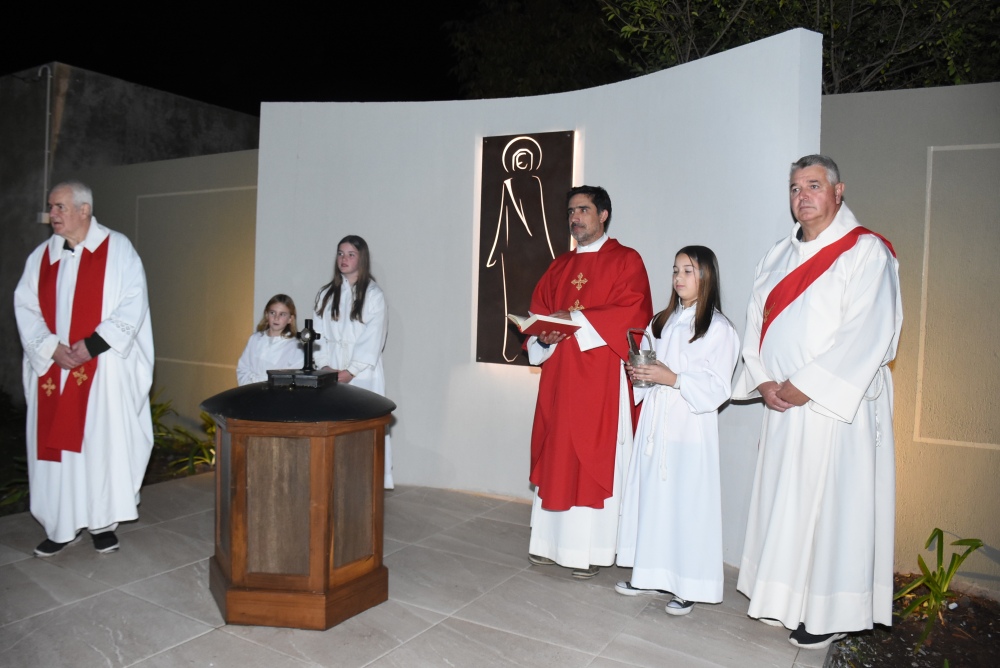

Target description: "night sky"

left=4, top=6, right=469, bottom=116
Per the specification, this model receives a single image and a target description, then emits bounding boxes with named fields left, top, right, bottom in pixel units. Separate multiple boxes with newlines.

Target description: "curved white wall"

left=256, top=29, right=822, bottom=564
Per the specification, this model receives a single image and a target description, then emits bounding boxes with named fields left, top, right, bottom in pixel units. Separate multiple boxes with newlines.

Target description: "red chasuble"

left=529, top=239, right=652, bottom=511
left=36, top=238, right=109, bottom=462
left=760, top=226, right=895, bottom=350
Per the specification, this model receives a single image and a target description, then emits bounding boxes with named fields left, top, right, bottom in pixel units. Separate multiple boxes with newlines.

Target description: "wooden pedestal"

left=209, top=415, right=389, bottom=630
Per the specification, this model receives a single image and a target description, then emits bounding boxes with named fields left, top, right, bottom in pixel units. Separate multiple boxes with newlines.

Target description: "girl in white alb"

left=314, top=235, right=393, bottom=488
left=236, top=294, right=303, bottom=385
left=616, top=246, right=740, bottom=616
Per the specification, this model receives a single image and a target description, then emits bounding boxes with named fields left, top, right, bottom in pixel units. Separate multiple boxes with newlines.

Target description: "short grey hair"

left=51, top=181, right=93, bottom=209
left=790, top=155, right=841, bottom=186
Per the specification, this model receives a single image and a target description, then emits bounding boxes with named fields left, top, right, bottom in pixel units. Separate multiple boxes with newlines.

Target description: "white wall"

left=256, top=29, right=822, bottom=564
left=78, top=151, right=259, bottom=424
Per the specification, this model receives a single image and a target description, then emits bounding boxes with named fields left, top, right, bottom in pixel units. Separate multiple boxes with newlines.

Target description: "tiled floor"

left=0, top=474, right=830, bottom=667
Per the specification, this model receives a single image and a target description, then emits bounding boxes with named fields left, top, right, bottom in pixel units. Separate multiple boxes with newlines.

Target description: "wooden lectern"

left=202, top=374, right=395, bottom=630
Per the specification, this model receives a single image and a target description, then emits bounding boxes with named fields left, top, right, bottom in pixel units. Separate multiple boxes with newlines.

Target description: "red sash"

left=36, top=238, right=109, bottom=462
left=760, top=226, right=895, bottom=351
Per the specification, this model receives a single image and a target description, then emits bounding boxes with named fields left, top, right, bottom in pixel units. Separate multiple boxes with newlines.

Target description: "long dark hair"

left=650, top=245, right=723, bottom=343
left=314, top=235, right=374, bottom=322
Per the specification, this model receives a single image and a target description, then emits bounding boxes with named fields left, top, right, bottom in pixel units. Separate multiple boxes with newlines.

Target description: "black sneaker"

left=91, top=531, right=119, bottom=554
left=788, top=623, right=846, bottom=649
left=34, top=538, right=71, bottom=557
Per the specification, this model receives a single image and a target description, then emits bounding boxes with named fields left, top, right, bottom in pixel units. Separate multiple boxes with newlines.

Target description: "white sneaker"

left=614, top=581, right=670, bottom=596
left=665, top=596, right=695, bottom=616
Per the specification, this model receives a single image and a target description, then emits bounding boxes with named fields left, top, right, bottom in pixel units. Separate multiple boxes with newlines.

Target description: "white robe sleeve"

left=346, top=285, right=387, bottom=378
left=236, top=333, right=258, bottom=386
left=732, top=256, right=768, bottom=400
left=94, top=241, right=151, bottom=359
left=677, top=317, right=741, bottom=414
left=14, top=246, right=59, bottom=376
left=527, top=335, right=555, bottom=365
left=570, top=309, right=607, bottom=352
left=789, top=239, right=900, bottom=422
left=313, top=287, right=335, bottom=370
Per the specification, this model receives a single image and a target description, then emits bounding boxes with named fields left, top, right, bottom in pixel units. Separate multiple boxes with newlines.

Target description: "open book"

left=507, top=313, right=581, bottom=337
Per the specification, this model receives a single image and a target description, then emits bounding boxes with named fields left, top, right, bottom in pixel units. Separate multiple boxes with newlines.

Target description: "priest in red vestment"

left=526, top=185, right=652, bottom=578
left=15, top=181, right=155, bottom=558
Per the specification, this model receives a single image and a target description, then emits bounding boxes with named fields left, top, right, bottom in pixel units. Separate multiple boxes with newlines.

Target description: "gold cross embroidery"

left=42, top=378, right=56, bottom=397
left=571, top=272, right=588, bottom=291
left=569, top=300, right=585, bottom=312
left=72, top=368, right=89, bottom=386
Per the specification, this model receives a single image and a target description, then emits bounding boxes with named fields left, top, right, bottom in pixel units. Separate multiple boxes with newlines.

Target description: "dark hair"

left=256, top=294, right=297, bottom=338
left=314, top=235, right=375, bottom=322
left=651, top=246, right=724, bottom=343
left=566, top=185, right=612, bottom=231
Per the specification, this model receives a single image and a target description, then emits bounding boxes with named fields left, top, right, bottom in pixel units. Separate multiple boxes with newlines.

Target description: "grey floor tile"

left=383, top=537, right=407, bottom=557
left=385, top=544, right=520, bottom=615
left=530, top=560, right=635, bottom=590
left=587, top=658, right=644, bottom=668
left=419, top=516, right=531, bottom=568
left=0, top=541, right=29, bottom=567
left=132, top=627, right=319, bottom=667
left=112, top=517, right=146, bottom=535
left=0, top=510, right=46, bottom=555
left=0, top=589, right=211, bottom=666
left=0, top=479, right=828, bottom=668
left=383, top=484, right=417, bottom=499
left=481, top=499, right=532, bottom=526
left=368, top=618, right=594, bottom=668
left=396, top=487, right=507, bottom=517
left=0, top=557, right=109, bottom=626
left=137, top=476, right=215, bottom=524
left=172, top=471, right=216, bottom=494
left=601, top=603, right=799, bottom=668
left=158, top=508, right=214, bottom=544
left=383, top=495, right=477, bottom=544
left=223, top=600, right=444, bottom=668
left=49, top=524, right=212, bottom=587
left=121, top=558, right=225, bottom=627
left=794, top=645, right=833, bottom=668
left=716, top=563, right=753, bottom=618
left=454, top=571, right=649, bottom=655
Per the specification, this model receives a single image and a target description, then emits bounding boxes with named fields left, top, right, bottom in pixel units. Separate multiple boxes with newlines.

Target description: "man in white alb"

left=733, top=155, right=902, bottom=650
left=15, top=181, right=154, bottom=557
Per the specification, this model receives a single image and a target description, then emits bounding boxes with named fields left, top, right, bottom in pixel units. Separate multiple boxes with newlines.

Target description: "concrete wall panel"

left=822, top=83, right=1000, bottom=595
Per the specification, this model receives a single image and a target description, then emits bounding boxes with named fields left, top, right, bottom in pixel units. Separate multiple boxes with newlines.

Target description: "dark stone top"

left=200, top=382, right=396, bottom=423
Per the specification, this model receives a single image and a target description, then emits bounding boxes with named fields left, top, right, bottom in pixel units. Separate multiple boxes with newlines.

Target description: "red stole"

left=36, top=237, right=109, bottom=462
left=760, top=226, right=895, bottom=350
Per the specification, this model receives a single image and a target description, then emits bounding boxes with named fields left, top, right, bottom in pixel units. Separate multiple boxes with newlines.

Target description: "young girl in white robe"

left=236, top=294, right=303, bottom=385
left=314, top=235, right=393, bottom=489
left=616, top=246, right=740, bottom=616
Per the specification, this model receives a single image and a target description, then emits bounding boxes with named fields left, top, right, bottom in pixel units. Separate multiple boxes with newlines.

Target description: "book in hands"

left=507, top=313, right=581, bottom=337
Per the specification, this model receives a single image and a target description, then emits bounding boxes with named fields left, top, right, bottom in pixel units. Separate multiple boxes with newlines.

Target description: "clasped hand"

left=758, top=380, right=809, bottom=412
left=52, top=341, right=93, bottom=370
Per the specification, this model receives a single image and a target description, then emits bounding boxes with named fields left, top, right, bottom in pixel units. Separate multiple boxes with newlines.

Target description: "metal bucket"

left=627, top=328, right=656, bottom=388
